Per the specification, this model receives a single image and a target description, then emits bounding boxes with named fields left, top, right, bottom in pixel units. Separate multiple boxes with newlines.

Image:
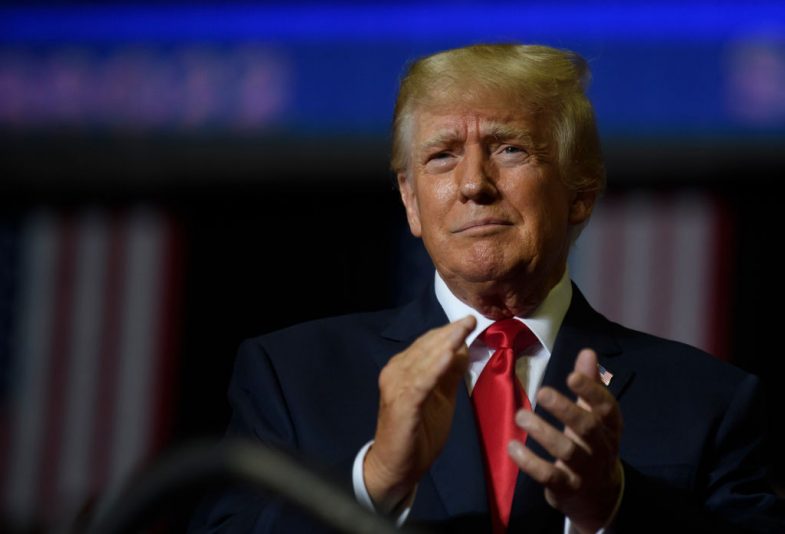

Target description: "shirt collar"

left=434, top=267, right=572, bottom=355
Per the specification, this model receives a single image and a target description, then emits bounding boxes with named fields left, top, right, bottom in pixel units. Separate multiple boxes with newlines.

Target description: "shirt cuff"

left=351, top=439, right=415, bottom=526
left=563, top=465, right=625, bottom=534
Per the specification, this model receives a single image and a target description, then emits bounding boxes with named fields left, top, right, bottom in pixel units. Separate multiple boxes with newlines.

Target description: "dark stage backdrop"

left=1, top=1, right=784, bottom=531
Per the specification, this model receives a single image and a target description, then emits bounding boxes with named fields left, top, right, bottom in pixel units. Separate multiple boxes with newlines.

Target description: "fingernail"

left=508, top=440, right=525, bottom=459
left=515, top=410, right=531, bottom=428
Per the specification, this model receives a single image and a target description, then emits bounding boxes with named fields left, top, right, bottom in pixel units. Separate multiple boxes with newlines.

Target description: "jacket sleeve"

left=614, top=374, right=784, bottom=533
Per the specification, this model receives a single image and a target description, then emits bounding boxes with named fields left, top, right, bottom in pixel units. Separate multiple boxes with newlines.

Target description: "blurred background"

left=1, top=1, right=784, bottom=531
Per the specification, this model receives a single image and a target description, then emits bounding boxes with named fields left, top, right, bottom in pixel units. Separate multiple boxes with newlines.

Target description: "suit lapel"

left=509, top=284, right=633, bottom=531
left=377, top=281, right=448, bottom=365
left=424, top=386, right=489, bottom=521
left=379, top=284, right=490, bottom=522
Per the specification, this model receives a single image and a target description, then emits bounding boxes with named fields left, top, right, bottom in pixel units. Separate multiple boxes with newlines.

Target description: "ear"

left=568, top=190, right=597, bottom=226
left=397, top=172, right=422, bottom=237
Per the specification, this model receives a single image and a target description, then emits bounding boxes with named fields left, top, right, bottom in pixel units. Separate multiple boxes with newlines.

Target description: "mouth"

left=452, top=218, right=513, bottom=234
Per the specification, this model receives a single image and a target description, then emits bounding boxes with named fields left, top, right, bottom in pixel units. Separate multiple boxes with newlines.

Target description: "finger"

left=449, top=315, right=477, bottom=346
left=434, top=315, right=477, bottom=348
left=438, top=316, right=476, bottom=368
left=397, top=316, right=475, bottom=379
left=573, top=348, right=600, bottom=382
left=414, top=316, right=476, bottom=364
left=567, top=371, right=613, bottom=408
left=405, top=317, right=476, bottom=391
left=515, top=409, right=590, bottom=467
left=569, top=350, right=599, bottom=412
left=436, top=343, right=470, bottom=394
left=508, top=439, right=576, bottom=491
left=569, top=348, right=622, bottom=425
left=536, top=387, right=597, bottom=445
left=566, top=373, right=622, bottom=433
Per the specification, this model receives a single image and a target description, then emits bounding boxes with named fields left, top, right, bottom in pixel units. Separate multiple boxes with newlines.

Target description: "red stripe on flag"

left=149, top=217, right=183, bottom=454
left=708, top=196, right=734, bottom=362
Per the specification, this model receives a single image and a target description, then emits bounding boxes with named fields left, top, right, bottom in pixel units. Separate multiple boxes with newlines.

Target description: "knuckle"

left=595, top=402, right=614, bottom=419
left=378, top=364, right=396, bottom=386
left=549, top=398, right=566, bottom=416
left=579, top=413, right=599, bottom=435
left=563, top=402, right=582, bottom=423
left=561, top=442, right=577, bottom=463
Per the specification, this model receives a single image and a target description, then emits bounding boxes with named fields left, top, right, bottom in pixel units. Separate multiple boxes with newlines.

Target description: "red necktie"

left=471, top=319, right=536, bottom=533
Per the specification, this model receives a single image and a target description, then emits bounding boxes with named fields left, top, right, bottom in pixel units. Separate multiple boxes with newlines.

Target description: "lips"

left=453, top=218, right=513, bottom=233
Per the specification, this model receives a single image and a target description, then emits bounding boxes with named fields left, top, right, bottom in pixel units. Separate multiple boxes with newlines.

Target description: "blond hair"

left=391, top=44, right=606, bottom=194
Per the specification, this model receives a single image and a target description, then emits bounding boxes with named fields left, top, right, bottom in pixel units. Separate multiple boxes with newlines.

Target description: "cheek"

left=516, top=184, right=571, bottom=243
left=431, top=177, right=456, bottom=205
left=538, top=193, right=573, bottom=247
left=416, top=178, right=455, bottom=225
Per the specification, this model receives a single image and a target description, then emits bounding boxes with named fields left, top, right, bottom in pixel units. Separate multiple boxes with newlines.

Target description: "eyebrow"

left=483, top=123, right=536, bottom=145
left=419, top=122, right=535, bottom=152
left=420, top=129, right=463, bottom=152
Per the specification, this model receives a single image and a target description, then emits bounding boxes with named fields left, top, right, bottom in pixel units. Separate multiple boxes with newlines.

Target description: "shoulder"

left=569, top=285, right=752, bottom=389
left=236, top=283, right=445, bottom=369
left=244, top=307, right=399, bottom=355
left=604, top=320, right=762, bottom=434
left=231, top=306, right=406, bottom=386
left=611, top=321, right=751, bottom=387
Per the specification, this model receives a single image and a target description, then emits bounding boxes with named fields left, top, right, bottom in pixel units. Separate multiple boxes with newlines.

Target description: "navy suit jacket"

left=191, top=284, right=783, bottom=533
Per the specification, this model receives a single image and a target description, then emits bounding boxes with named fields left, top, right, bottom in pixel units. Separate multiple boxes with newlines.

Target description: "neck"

left=440, top=264, right=566, bottom=320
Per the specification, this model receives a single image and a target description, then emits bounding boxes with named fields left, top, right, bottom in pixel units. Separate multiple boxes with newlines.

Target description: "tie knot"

left=479, top=318, right=534, bottom=351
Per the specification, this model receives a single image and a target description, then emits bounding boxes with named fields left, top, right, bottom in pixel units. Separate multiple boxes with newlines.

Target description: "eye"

left=428, top=151, right=452, bottom=161
left=495, top=144, right=529, bottom=163
left=423, top=150, right=457, bottom=173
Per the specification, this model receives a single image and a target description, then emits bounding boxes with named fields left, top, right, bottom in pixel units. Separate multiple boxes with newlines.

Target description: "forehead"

left=409, top=99, right=540, bottom=145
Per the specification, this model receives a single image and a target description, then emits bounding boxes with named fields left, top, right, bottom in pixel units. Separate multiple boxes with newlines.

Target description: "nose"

left=457, top=145, right=498, bottom=204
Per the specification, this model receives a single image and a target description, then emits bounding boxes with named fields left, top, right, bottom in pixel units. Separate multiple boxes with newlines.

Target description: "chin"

left=450, top=262, right=515, bottom=285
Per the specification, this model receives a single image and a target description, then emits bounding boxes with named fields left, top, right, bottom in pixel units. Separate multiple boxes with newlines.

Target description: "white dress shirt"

left=435, top=268, right=572, bottom=399
left=352, top=268, right=574, bottom=525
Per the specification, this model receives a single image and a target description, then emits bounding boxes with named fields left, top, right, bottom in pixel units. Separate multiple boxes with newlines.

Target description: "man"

left=192, top=44, right=782, bottom=532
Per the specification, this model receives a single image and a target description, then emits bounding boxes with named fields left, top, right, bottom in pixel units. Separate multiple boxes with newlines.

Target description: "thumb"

left=573, top=349, right=600, bottom=411
left=574, top=348, right=600, bottom=382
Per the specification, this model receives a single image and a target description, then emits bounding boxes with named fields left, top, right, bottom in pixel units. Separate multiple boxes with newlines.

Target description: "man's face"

left=398, top=98, right=594, bottom=300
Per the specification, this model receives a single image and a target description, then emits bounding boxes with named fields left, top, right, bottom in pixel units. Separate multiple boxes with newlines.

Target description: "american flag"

left=597, top=364, right=614, bottom=387
left=0, top=206, right=180, bottom=530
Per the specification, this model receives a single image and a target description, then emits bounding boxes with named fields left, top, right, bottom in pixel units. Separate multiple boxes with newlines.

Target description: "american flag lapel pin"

left=597, top=363, right=614, bottom=387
